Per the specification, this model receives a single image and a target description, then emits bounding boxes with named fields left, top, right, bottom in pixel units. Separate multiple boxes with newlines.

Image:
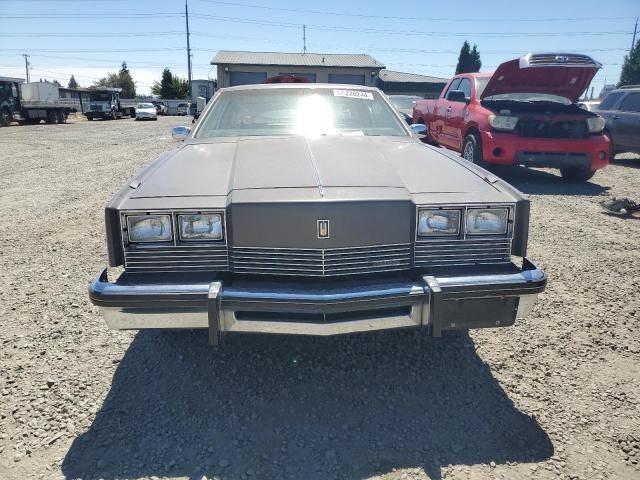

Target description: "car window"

left=444, top=78, right=461, bottom=98
left=457, top=78, right=472, bottom=100
left=619, top=92, right=640, bottom=112
left=599, top=91, right=624, bottom=110
left=196, top=88, right=408, bottom=138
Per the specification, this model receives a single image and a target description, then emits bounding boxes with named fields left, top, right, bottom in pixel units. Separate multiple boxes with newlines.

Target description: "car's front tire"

left=462, top=133, right=486, bottom=167
left=560, top=166, right=596, bottom=182
left=0, top=107, right=12, bottom=127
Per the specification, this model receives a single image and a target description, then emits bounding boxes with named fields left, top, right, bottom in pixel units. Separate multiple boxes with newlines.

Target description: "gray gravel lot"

left=0, top=117, right=639, bottom=480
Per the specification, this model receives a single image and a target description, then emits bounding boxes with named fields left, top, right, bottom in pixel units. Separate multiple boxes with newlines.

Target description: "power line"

left=0, top=31, right=184, bottom=38
left=197, top=0, right=631, bottom=23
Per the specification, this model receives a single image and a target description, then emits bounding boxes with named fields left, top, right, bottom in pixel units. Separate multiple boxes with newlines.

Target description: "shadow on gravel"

left=63, top=330, right=553, bottom=480
left=611, top=157, right=640, bottom=169
left=488, top=165, right=610, bottom=197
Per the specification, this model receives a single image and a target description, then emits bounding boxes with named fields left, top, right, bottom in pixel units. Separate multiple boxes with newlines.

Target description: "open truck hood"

left=481, top=53, right=601, bottom=103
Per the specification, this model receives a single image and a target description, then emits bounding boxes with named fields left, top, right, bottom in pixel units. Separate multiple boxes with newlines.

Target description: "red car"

left=413, top=53, right=610, bottom=181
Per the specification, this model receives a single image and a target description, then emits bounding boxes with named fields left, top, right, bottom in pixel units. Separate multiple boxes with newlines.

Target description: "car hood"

left=130, top=136, right=502, bottom=200
left=481, top=54, right=601, bottom=103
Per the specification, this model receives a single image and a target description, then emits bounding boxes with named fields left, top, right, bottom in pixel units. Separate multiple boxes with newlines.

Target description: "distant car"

left=577, top=100, right=601, bottom=112
left=135, top=103, right=157, bottom=121
left=152, top=101, right=167, bottom=115
left=177, top=103, right=189, bottom=116
left=597, top=86, right=640, bottom=156
left=388, top=95, right=421, bottom=124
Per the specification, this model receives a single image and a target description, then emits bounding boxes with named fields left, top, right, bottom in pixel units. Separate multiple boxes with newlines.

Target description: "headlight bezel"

left=586, top=115, right=605, bottom=134
left=122, top=210, right=226, bottom=246
left=416, top=204, right=514, bottom=240
left=125, top=213, right=174, bottom=244
left=177, top=212, right=224, bottom=242
left=417, top=208, right=462, bottom=237
left=488, top=114, right=519, bottom=132
left=465, top=207, right=510, bottom=236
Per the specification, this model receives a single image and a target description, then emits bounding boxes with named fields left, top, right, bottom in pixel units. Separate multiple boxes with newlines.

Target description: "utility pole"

left=302, top=24, right=307, bottom=54
left=632, top=17, right=638, bottom=51
left=22, top=54, right=30, bottom=83
left=185, top=0, right=192, bottom=91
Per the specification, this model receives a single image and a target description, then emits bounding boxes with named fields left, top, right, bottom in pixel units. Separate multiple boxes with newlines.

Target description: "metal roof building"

left=212, top=50, right=386, bottom=88
left=377, top=69, right=448, bottom=99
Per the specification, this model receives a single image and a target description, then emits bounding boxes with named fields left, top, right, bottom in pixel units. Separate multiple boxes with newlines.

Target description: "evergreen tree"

left=470, top=44, right=482, bottom=72
left=455, top=41, right=472, bottom=74
left=151, top=68, right=176, bottom=98
left=118, top=61, right=136, bottom=98
left=68, top=75, right=79, bottom=88
left=619, top=39, right=640, bottom=87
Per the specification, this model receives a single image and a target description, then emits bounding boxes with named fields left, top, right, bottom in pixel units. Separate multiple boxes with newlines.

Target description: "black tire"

left=55, top=110, right=65, bottom=124
left=560, top=166, right=596, bottom=182
left=111, top=109, right=117, bottom=120
left=46, top=110, right=58, bottom=124
left=86, top=115, right=93, bottom=121
left=0, top=107, right=11, bottom=127
left=461, top=133, right=486, bottom=167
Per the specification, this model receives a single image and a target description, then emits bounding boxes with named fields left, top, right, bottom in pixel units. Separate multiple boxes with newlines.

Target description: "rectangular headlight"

left=488, top=114, right=519, bottom=131
left=127, top=214, right=172, bottom=243
left=466, top=208, right=509, bottom=235
left=418, top=209, right=461, bottom=236
left=586, top=116, right=605, bottom=133
left=178, top=213, right=223, bottom=241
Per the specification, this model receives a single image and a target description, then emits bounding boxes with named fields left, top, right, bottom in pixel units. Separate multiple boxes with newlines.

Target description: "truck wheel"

left=86, top=115, right=93, bottom=121
left=47, top=110, right=58, bottom=124
left=560, top=167, right=595, bottom=182
left=0, top=107, right=11, bottom=127
left=56, top=110, right=65, bottom=124
left=462, top=134, right=486, bottom=167
left=111, top=110, right=117, bottom=120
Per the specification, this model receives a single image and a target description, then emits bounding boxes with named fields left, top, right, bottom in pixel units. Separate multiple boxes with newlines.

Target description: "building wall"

left=378, top=81, right=447, bottom=99
left=216, top=64, right=381, bottom=88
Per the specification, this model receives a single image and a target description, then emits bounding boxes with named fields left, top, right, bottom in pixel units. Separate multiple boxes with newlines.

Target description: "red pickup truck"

left=413, top=53, right=610, bottom=181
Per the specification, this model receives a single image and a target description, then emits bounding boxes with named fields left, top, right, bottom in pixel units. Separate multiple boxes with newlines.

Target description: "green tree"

left=172, top=76, right=190, bottom=99
left=470, top=44, right=482, bottom=72
left=68, top=75, right=79, bottom=88
left=455, top=41, right=482, bottom=74
left=619, top=39, right=640, bottom=87
left=151, top=68, right=176, bottom=98
left=94, top=61, right=136, bottom=98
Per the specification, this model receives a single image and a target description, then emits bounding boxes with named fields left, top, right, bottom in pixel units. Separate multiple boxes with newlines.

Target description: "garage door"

left=328, top=74, right=366, bottom=85
left=229, top=71, right=268, bottom=86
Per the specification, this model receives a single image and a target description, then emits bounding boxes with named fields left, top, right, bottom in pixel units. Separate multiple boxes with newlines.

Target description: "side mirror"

left=171, top=126, right=191, bottom=141
left=410, top=123, right=427, bottom=136
left=446, top=90, right=469, bottom=103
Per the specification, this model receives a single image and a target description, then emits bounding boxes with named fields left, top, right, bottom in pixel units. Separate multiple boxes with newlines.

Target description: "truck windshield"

left=90, top=93, right=111, bottom=101
left=196, top=88, right=408, bottom=138
left=482, top=92, right=570, bottom=104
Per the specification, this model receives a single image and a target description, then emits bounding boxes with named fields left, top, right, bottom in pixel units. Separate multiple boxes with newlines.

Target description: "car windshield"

left=137, top=103, right=154, bottom=108
left=388, top=96, right=420, bottom=110
left=196, top=88, right=408, bottom=138
left=482, top=92, right=570, bottom=104
left=475, top=77, right=490, bottom=98
left=90, top=93, right=111, bottom=101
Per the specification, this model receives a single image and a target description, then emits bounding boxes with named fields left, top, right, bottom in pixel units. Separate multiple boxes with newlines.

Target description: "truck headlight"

left=127, top=214, right=173, bottom=243
left=586, top=116, right=605, bottom=133
left=466, top=208, right=509, bottom=235
left=488, top=114, right=519, bottom=131
left=418, top=209, right=461, bottom=236
left=178, top=213, right=223, bottom=241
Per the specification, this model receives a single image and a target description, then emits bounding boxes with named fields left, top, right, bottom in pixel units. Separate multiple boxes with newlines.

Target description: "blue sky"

left=0, top=0, right=638, bottom=95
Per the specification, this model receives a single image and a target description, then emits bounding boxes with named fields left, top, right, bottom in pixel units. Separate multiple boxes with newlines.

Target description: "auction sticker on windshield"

left=333, top=90, right=374, bottom=100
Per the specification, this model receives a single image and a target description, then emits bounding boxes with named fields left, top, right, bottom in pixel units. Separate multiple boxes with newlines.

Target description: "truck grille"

left=517, top=117, right=588, bottom=139
left=91, top=105, right=103, bottom=112
left=525, top=53, right=599, bottom=67
left=123, top=244, right=228, bottom=273
left=230, top=244, right=412, bottom=277
left=414, top=238, right=512, bottom=267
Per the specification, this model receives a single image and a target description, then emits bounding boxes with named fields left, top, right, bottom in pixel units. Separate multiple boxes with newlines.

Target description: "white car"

left=177, top=103, right=189, bottom=116
left=135, top=103, right=157, bottom=121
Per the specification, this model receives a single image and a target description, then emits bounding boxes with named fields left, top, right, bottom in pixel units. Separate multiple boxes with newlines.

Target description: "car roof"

left=220, top=83, right=382, bottom=93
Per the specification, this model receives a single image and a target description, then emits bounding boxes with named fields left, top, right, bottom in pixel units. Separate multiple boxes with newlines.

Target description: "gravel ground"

left=0, top=117, right=639, bottom=480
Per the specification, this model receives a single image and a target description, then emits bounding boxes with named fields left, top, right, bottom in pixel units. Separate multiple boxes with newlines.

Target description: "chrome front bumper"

left=89, top=259, right=546, bottom=342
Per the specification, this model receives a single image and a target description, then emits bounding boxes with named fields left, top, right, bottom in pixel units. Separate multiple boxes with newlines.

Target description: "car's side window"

left=599, top=91, right=624, bottom=110
left=443, top=78, right=461, bottom=98
left=457, top=78, right=472, bottom=100
left=619, top=92, right=640, bottom=112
